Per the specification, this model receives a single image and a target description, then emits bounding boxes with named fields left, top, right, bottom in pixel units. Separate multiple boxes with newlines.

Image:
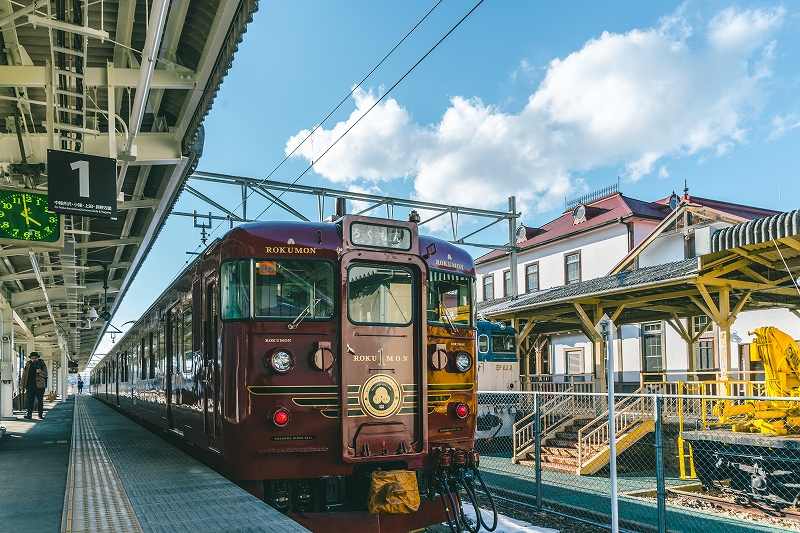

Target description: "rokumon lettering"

left=264, top=246, right=318, bottom=254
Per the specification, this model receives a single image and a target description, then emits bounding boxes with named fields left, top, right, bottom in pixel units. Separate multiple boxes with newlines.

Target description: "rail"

left=638, top=378, right=766, bottom=420
left=640, top=370, right=766, bottom=388
left=521, top=374, right=595, bottom=393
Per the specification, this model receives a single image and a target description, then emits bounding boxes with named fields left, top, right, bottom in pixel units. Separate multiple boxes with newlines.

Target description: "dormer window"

left=669, top=192, right=679, bottom=210
left=515, top=225, right=527, bottom=244
left=572, top=204, right=586, bottom=224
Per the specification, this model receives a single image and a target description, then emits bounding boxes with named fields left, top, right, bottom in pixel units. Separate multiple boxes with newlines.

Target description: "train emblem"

left=361, top=374, right=402, bottom=418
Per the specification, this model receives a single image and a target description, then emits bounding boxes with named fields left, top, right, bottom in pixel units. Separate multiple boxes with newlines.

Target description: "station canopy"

left=479, top=209, right=800, bottom=343
left=0, top=0, right=259, bottom=368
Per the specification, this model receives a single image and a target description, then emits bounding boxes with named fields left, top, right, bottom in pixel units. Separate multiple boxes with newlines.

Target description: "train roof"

left=419, top=234, right=476, bottom=276
left=477, top=320, right=517, bottom=333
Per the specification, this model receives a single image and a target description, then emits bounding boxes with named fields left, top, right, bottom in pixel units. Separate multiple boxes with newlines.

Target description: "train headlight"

left=272, top=407, right=291, bottom=427
left=267, top=349, right=295, bottom=374
left=451, top=402, right=470, bottom=419
left=454, top=351, right=473, bottom=372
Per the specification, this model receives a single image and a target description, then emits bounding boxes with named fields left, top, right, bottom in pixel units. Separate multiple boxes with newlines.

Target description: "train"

left=90, top=213, right=497, bottom=533
left=475, top=320, right=519, bottom=441
left=682, top=327, right=800, bottom=508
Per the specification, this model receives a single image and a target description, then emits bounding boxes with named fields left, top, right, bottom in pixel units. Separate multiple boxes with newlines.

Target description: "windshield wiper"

left=440, top=304, right=458, bottom=334
left=288, top=298, right=321, bottom=330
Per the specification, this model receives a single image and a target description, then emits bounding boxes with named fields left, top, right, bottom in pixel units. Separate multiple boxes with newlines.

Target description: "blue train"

left=475, top=320, right=519, bottom=440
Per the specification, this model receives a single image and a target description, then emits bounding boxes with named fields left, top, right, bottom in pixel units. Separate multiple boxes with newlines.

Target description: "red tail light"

left=452, top=402, right=470, bottom=419
left=272, top=407, right=291, bottom=427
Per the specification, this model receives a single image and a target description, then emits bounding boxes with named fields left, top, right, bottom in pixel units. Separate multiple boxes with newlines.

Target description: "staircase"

left=513, top=389, right=656, bottom=475
left=516, top=416, right=594, bottom=473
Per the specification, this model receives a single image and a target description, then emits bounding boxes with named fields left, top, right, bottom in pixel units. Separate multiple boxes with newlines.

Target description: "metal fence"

left=474, top=390, right=800, bottom=533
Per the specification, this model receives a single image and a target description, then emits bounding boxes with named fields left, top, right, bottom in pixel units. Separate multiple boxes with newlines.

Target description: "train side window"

left=348, top=265, right=413, bottom=326
left=158, top=323, right=166, bottom=376
left=221, top=260, right=251, bottom=319
left=173, top=310, right=182, bottom=374
left=140, top=338, right=147, bottom=380
left=478, top=334, right=489, bottom=354
left=183, top=306, right=193, bottom=374
left=149, top=331, right=156, bottom=379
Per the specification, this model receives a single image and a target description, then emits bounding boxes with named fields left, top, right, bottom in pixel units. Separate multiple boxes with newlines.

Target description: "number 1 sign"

left=47, top=150, right=117, bottom=219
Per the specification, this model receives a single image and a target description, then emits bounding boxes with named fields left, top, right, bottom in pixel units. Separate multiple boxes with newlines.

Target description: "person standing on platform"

left=77, top=375, right=84, bottom=395
left=20, top=352, right=47, bottom=420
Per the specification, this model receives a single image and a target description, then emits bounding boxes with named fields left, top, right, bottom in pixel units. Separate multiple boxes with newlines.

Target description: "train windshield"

left=348, top=265, right=413, bottom=325
left=221, top=259, right=335, bottom=320
left=427, top=271, right=473, bottom=328
left=492, top=333, right=516, bottom=353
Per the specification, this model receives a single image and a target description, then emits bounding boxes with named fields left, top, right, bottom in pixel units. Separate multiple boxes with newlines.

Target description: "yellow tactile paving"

left=62, top=398, right=143, bottom=533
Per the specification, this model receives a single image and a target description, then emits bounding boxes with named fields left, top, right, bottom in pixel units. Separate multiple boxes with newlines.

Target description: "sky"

left=95, top=0, right=800, bottom=357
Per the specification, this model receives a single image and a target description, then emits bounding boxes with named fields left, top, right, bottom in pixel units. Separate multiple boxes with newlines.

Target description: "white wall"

left=477, top=223, right=632, bottom=301
left=639, top=233, right=685, bottom=267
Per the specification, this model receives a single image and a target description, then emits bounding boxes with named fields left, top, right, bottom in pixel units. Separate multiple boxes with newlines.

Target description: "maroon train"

left=90, top=214, right=483, bottom=533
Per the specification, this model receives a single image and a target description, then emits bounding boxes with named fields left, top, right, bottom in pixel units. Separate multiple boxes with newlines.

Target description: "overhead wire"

left=250, top=0, right=487, bottom=222
left=174, top=0, right=485, bottom=275
left=93, top=0, right=487, bottom=369
left=174, top=0, right=448, bottom=268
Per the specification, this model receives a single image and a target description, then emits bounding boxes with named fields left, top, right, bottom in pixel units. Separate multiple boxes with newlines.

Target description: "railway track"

left=667, top=487, right=800, bottom=522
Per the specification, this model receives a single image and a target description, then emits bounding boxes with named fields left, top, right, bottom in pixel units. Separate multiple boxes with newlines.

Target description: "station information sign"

left=47, top=149, right=117, bottom=219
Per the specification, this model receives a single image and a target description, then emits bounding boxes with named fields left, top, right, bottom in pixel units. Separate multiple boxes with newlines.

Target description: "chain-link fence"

left=474, top=390, right=800, bottom=533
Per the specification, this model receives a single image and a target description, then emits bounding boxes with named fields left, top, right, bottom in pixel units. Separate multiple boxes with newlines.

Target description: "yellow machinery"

left=714, top=326, right=800, bottom=434
left=681, top=327, right=800, bottom=505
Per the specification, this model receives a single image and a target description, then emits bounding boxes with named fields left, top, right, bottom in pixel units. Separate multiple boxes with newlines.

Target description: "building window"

left=503, top=270, right=512, bottom=297
left=693, top=315, right=710, bottom=335
left=565, top=348, right=583, bottom=375
left=695, top=339, right=715, bottom=371
left=525, top=262, right=539, bottom=293
left=642, top=322, right=663, bottom=372
left=565, top=251, right=581, bottom=284
left=483, top=274, right=494, bottom=301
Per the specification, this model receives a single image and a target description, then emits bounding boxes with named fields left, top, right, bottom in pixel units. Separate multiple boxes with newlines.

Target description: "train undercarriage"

left=684, top=429, right=800, bottom=508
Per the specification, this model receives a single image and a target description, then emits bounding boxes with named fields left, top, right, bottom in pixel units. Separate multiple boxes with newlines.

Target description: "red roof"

left=654, top=194, right=780, bottom=220
left=478, top=191, right=782, bottom=265
left=477, top=193, right=669, bottom=264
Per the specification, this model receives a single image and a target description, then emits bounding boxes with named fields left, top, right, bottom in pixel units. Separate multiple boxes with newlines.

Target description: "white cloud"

left=286, top=6, right=785, bottom=215
left=768, top=113, right=800, bottom=140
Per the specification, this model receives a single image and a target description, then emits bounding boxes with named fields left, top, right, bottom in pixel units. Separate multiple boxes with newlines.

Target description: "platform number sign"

left=47, top=149, right=117, bottom=219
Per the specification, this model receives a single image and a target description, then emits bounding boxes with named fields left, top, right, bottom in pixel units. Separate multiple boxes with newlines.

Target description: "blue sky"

left=98, top=0, right=800, bottom=353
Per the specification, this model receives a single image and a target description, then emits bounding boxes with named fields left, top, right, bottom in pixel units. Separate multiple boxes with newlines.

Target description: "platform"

left=0, top=395, right=309, bottom=533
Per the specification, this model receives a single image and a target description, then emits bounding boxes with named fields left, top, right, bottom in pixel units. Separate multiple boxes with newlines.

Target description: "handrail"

left=513, top=387, right=576, bottom=458
left=576, top=387, right=651, bottom=469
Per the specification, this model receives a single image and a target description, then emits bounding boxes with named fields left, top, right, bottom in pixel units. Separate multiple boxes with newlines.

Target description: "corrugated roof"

left=712, top=208, right=800, bottom=251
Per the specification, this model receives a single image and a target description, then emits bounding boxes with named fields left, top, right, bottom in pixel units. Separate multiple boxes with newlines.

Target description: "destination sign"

left=350, top=222, right=411, bottom=250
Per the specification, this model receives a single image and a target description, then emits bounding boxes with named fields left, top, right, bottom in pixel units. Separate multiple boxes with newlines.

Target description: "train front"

left=218, top=216, right=486, bottom=533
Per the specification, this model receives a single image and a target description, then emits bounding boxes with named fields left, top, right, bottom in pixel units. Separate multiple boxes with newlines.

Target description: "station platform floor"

left=0, top=394, right=310, bottom=533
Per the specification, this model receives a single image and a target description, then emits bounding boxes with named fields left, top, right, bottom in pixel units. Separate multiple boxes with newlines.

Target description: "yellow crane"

left=714, top=326, right=800, bottom=434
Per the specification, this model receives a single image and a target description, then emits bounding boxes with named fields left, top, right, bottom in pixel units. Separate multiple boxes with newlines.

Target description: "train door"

left=203, top=279, right=220, bottom=442
left=340, top=252, right=427, bottom=462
